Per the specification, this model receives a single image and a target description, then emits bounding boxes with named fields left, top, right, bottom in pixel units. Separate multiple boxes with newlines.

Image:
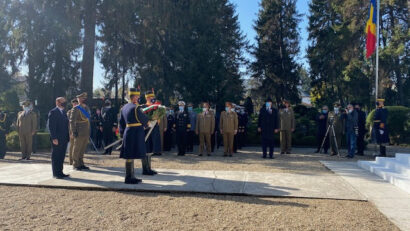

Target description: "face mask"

left=334, top=108, right=339, bottom=113
left=284, top=108, right=288, bottom=112
left=203, top=108, right=208, bottom=112
left=348, top=109, right=353, bottom=113
left=231, top=108, right=235, bottom=112
left=266, top=102, right=271, bottom=108
left=225, top=107, right=230, bottom=112
left=188, top=107, right=193, bottom=112
left=179, top=106, right=184, bottom=111
left=23, top=107, right=30, bottom=112
left=322, top=110, right=328, bottom=114
left=169, top=110, right=174, bottom=114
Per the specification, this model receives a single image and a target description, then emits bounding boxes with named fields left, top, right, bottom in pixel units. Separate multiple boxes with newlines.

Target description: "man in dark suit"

left=48, top=97, right=70, bottom=179
left=258, top=98, right=279, bottom=159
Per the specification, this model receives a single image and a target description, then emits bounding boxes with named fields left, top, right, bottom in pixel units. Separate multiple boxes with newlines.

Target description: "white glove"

left=148, top=121, right=156, bottom=128
left=379, top=130, right=384, bottom=135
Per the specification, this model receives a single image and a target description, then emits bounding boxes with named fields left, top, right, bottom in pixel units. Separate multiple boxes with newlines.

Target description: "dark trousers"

left=233, top=134, right=238, bottom=153
left=32, top=134, right=37, bottom=153
left=163, top=131, right=173, bottom=151
left=356, top=132, right=365, bottom=154
left=211, top=133, right=215, bottom=152
left=96, top=130, right=103, bottom=148
left=176, top=130, right=187, bottom=154
left=237, top=132, right=244, bottom=149
left=0, top=132, right=6, bottom=159
left=346, top=131, right=357, bottom=157
left=186, top=131, right=194, bottom=152
left=261, top=137, right=274, bottom=157
left=146, top=125, right=161, bottom=154
left=103, top=132, right=115, bottom=154
left=51, top=141, right=68, bottom=177
left=380, top=145, right=386, bottom=156
left=316, top=132, right=329, bottom=152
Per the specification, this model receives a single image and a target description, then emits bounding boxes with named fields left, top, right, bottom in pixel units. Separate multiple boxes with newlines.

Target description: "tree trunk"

left=80, top=0, right=97, bottom=98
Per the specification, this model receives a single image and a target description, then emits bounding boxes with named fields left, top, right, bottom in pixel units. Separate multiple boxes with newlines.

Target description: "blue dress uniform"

left=119, top=103, right=148, bottom=159
left=175, top=105, right=191, bottom=156
left=373, top=104, right=389, bottom=156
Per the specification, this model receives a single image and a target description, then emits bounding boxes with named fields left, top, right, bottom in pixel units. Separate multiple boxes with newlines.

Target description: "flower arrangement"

left=142, top=102, right=166, bottom=121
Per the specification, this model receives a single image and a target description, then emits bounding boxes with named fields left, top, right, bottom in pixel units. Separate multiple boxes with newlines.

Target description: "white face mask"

left=23, top=107, right=30, bottom=112
left=334, top=108, right=339, bottom=113
left=348, top=109, right=353, bottom=113
left=203, top=108, right=208, bottom=112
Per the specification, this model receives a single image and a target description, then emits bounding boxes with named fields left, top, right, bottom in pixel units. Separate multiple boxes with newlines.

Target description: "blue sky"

left=93, top=0, right=310, bottom=90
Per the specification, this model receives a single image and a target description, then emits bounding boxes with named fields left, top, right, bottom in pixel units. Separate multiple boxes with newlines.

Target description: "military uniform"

left=236, top=111, right=248, bottom=150
left=163, top=113, right=175, bottom=151
left=196, top=110, right=215, bottom=155
left=186, top=109, right=197, bottom=152
left=67, top=107, right=75, bottom=165
left=327, top=110, right=344, bottom=155
left=220, top=110, right=238, bottom=156
left=175, top=105, right=191, bottom=156
left=258, top=104, right=278, bottom=158
left=373, top=101, right=389, bottom=156
left=279, top=107, right=295, bottom=154
left=69, top=93, right=91, bottom=169
left=91, top=110, right=103, bottom=149
left=0, top=111, right=10, bottom=159
left=142, top=91, right=162, bottom=155
left=158, top=114, right=168, bottom=151
left=16, top=102, right=37, bottom=159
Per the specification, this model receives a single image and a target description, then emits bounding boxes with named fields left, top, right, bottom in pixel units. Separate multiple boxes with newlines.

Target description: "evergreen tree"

left=251, top=0, right=301, bottom=105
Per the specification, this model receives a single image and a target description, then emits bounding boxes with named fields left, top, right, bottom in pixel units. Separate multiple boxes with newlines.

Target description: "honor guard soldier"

left=69, top=92, right=91, bottom=170
left=119, top=88, right=156, bottom=184
left=101, top=100, right=117, bottom=155
left=373, top=99, right=389, bottom=157
left=175, top=101, right=191, bottom=156
left=67, top=99, right=79, bottom=165
left=220, top=102, right=238, bottom=157
left=328, top=103, right=345, bottom=156
left=0, top=110, right=11, bottom=159
left=196, top=102, right=215, bottom=156
left=279, top=99, right=295, bottom=154
left=16, top=101, right=37, bottom=160
left=143, top=90, right=162, bottom=156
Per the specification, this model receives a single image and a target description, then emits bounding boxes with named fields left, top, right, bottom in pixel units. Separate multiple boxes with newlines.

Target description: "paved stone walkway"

left=322, top=161, right=410, bottom=231
left=0, top=163, right=365, bottom=200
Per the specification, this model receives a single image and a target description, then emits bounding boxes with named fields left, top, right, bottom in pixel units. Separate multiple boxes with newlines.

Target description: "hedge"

left=366, top=106, right=410, bottom=145
left=6, top=131, right=51, bottom=151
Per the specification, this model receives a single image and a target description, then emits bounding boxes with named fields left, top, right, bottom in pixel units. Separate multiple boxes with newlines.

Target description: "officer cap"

left=145, top=90, right=155, bottom=98
left=22, top=100, right=31, bottom=106
left=129, top=88, right=140, bottom=97
left=71, top=99, right=78, bottom=104
left=266, top=98, right=273, bottom=102
left=282, top=99, right=290, bottom=104
left=76, top=92, right=87, bottom=99
left=178, top=101, right=186, bottom=106
left=105, top=99, right=111, bottom=104
left=376, top=98, right=385, bottom=102
left=333, top=102, right=341, bottom=107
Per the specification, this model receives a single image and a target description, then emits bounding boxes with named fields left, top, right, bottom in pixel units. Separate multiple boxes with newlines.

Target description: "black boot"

left=378, top=145, right=387, bottom=157
left=147, top=155, right=157, bottom=175
left=125, top=160, right=142, bottom=184
left=142, top=157, right=155, bottom=175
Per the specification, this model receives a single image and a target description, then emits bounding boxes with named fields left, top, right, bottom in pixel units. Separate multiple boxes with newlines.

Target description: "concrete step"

left=357, top=160, right=410, bottom=194
left=375, top=158, right=410, bottom=176
left=396, top=153, right=410, bottom=165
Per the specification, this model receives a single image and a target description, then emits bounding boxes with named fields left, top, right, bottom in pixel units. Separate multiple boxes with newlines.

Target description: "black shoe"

left=62, top=174, right=70, bottom=178
left=177, top=153, right=185, bottom=156
left=25, top=157, right=31, bottom=160
left=74, top=167, right=82, bottom=171
left=142, top=170, right=156, bottom=175
left=286, top=152, right=291, bottom=154
left=376, top=154, right=386, bottom=157
left=125, top=178, right=142, bottom=184
left=81, top=165, right=90, bottom=170
left=223, top=154, right=228, bottom=157
left=269, top=156, right=275, bottom=159
left=228, top=154, right=232, bottom=157
left=150, top=169, right=158, bottom=175
left=54, top=176, right=64, bottom=179
left=262, top=155, right=267, bottom=159
left=280, top=152, right=285, bottom=155
left=207, top=154, right=211, bottom=156
left=152, top=153, right=162, bottom=156
left=314, top=150, right=320, bottom=153
left=19, top=158, right=26, bottom=161
left=324, top=151, right=328, bottom=154
left=198, top=154, right=203, bottom=156
left=344, top=155, right=353, bottom=159
left=330, top=153, right=337, bottom=156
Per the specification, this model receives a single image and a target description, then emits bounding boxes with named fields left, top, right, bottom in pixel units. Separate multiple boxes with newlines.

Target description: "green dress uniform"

left=220, top=110, right=238, bottom=156
left=196, top=110, right=215, bottom=155
left=16, top=110, right=37, bottom=159
left=69, top=103, right=91, bottom=169
left=0, top=112, right=10, bottom=159
left=67, top=108, right=75, bottom=165
left=279, top=107, right=295, bottom=153
left=327, top=111, right=345, bottom=155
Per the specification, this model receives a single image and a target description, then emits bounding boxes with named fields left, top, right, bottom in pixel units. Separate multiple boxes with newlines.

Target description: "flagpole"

left=375, top=0, right=380, bottom=103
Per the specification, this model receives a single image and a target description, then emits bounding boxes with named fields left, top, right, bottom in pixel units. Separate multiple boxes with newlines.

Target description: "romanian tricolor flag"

left=365, top=0, right=377, bottom=58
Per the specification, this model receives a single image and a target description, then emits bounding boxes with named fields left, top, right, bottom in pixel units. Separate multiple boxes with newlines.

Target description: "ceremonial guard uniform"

left=67, top=99, right=79, bottom=165
left=101, top=100, right=117, bottom=155
left=143, top=90, right=162, bottom=155
left=69, top=93, right=91, bottom=170
left=220, top=103, right=238, bottom=157
left=16, top=101, right=37, bottom=160
left=328, top=104, right=345, bottom=156
left=373, top=99, right=389, bottom=156
left=196, top=103, right=215, bottom=156
left=279, top=100, right=295, bottom=154
left=175, top=101, right=191, bottom=156
left=0, top=111, right=10, bottom=159
left=119, top=88, right=155, bottom=184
